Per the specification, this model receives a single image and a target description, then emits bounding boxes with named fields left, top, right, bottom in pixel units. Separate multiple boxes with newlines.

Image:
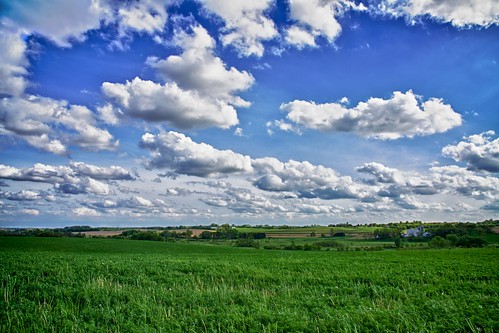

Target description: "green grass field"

left=1, top=237, right=498, bottom=332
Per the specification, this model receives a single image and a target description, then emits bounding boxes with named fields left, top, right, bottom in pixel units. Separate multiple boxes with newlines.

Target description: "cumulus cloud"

left=96, top=103, right=122, bottom=125
left=57, top=179, right=111, bottom=195
left=102, top=77, right=240, bottom=129
left=279, top=90, right=462, bottom=139
left=0, top=163, right=73, bottom=183
left=69, top=162, right=134, bottom=180
left=121, top=195, right=154, bottom=208
left=393, top=195, right=428, bottom=210
left=200, top=0, right=278, bottom=57
left=356, top=162, right=499, bottom=204
left=0, top=0, right=111, bottom=47
left=201, top=185, right=346, bottom=216
left=291, top=201, right=343, bottom=215
left=377, top=0, right=499, bottom=27
left=116, top=0, right=170, bottom=36
left=147, top=25, right=254, bottom=104
left=0, top=95, right=118, bottom=154
left=0, top=0, right=175, bottom=98
left=1, top=0, right=177, bottom=48
left=20, top=208, right=40, bottom=215
left=285, top=0, right=367, bottom=48
left=104, top=26, right=254, bottom=130
left=442, top=131, right=499, bottom=172
left=287, top=0, right=339, bottom=47
left=430, top=165, right=499, bottom=200
left=140, top=131, right=253, bottom=177
left=356, top=162, right=439, bottom=197
left=252, top=157, right=370, bottom=200
left=84, top=195, right=174, bottom=215
left=201, top=187, right=286, bottom=214
left=0, top=162, right=134, bottom=196
left=164, top=187, right=194, bottom=196
left=0, top=28, right=28, bottom=96
left=285, top=26, right=317, bottom=49
left=73, top=207, right=101, bottom=216
left=1, top=189, right=42, bottom=201
left=356, top=162, right=405, bottom=185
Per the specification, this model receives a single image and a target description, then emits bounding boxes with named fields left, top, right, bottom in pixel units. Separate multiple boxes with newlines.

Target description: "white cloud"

left=430, top=165, right=499, bottom=200
left=356, top=162, right=440, bottom=196
left=164, top=187, right=194, bottom=196
left=0, top=163, right=73, bottom=183
left=378, top=0, right=499, bottom=27
left=442, top=131, right=499, bottom=172
left=356, top=162, right=499, bottom=204
left=1, top=0, right=111, bottom=47
left=202, top=187, right=286, bottom=214
left=0, top=95, right=118, bottom=154
left=267, top=119, right=301, bottom=134
left=60, top=104, right=118, bottom=151
left=146, top=25, right=254, bottom=105
left=117, top=0, right=170, bottom=35
left=285, top=26, right=317, bottom=48
left=286, top=0, right=342, bottom=47
left=0, top=162, right=134, bottom=196
left=394, top=195, right=428, bottom=210
left=279, top=90, right=462, bottom=139
left=234, top=127, right=244, bottom=137
left=124, top=195, right=154, bottom=207
left=96, top=103, right=122, bottom=125
left=293, top=202, right=339, bottom=215
left=102, top=77, right=240, bottom=129
left=0, top=0, right=175, bottom=98
left=252, top=157, right=370, bottom=200
left=69, top=162, right=134, bottom=180
left=140, top=131, right=254, bottom=177
left=73, top=207, right=101, bottom=216
left=2, top=189, right=42, bottom=201
left=84, top=195, right=175, bottom=215
left=200, top=0, right=278, bottom=57
left=0, top=28, right=28, bottom=96
left=56, top=178, right=111, bottom=195
left=356, top=162, right=406, bottom=185
left=285, top=0, right=366, bottom=48
left=20, top=208, right=40, bottom=215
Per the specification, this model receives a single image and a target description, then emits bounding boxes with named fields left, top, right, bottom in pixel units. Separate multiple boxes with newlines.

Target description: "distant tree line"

left=115, top=225, right=267, bottom=242
left=198, top=224, right=266, bottom=240
left=0, top=226, right=93, bottom=238
left=118, top=229, right=193, bottom=241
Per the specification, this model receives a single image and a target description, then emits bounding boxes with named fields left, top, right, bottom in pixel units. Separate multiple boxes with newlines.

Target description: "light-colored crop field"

left=1, top=237, right=498, bottom=332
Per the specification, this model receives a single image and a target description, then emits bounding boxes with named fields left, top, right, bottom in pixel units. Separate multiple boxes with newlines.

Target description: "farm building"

left=402, top=226, right=430, bottom=238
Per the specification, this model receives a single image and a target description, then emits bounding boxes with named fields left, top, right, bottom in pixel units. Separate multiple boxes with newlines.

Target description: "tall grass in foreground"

left=1, top=237, right=498, bottom=332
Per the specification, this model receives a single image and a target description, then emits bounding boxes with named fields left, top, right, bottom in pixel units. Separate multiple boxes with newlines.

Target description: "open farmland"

left=1, top=237, right=498, bottom=332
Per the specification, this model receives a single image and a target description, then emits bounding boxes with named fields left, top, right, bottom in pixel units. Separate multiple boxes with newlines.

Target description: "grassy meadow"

left=1, top=236, right=498, bottom=332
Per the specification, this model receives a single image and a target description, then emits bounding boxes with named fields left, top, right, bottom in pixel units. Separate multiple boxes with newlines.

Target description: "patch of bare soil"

left=174, top=229, right=214, bottom=237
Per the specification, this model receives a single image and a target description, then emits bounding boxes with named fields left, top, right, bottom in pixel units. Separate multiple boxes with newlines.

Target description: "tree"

left=199, top=231, right=214, bottom=240
left=446, top=234, right=459, bottom=246
left=429, top=236, right=448, bottom=248
left=394, top=237, right=402, bottom=248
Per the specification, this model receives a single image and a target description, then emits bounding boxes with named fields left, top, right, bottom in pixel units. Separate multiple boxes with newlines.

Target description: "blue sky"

left=0, top=0, right=498, bottom=227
